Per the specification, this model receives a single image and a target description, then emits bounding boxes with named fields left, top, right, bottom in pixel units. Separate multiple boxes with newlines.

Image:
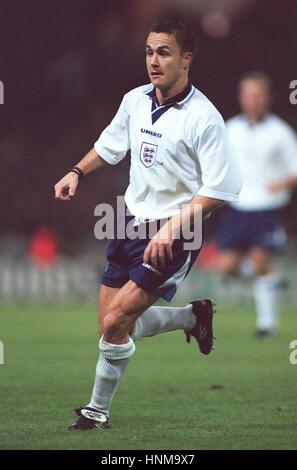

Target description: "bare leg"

left=102, top=280, right=158, bottom=343
left=98, top=285, right=121, bottom=337
left=216, top=250, right=242, bottom=276
left=249, top=247, right=272, bottom=276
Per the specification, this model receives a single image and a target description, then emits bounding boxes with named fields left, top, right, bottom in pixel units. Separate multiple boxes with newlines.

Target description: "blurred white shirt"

left=227, top=113, right=297, bottom=211
left=94, top=84, right=241, bottom=220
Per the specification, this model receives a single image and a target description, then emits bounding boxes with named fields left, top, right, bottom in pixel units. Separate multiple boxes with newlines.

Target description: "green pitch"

left=0, top=302, right=296, bottom=450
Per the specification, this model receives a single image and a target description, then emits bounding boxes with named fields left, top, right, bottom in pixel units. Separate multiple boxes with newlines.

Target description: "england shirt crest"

left=140, top=142, right=158, bottom=168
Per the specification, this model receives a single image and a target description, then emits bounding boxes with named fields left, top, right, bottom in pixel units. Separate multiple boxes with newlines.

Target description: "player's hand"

left=143, top=225, right=174, bottom=268
left=266, top=181, right=287, bottom=193
left=54, top=172, right=79, bottom=201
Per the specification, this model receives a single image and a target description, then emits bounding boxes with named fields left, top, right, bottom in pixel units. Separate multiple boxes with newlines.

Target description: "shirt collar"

left=146, top=82, right=193, bottom=106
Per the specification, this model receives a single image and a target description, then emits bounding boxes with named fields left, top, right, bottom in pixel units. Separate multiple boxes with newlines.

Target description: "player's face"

left=239, top=79, right=271, bottom=121
left=146, top=33, right=191, bottom=96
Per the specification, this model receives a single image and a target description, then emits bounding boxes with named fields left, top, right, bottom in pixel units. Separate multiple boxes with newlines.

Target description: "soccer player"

left=216, top=72, right=297, bottom=337
left=54, top=20, right=241, bottom=430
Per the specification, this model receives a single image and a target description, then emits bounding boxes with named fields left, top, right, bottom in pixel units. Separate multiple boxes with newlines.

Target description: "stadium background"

left=0, top=0, right=297, bottom=450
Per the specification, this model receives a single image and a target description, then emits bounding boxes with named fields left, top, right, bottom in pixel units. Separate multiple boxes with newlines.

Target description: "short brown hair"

left=239, top=71, right=273, bottom=93
left=149, top=19, right=197, bottom=55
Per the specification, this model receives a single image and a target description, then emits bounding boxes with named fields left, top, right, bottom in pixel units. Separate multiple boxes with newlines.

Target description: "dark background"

left=0, top=0, right=296, bottom=248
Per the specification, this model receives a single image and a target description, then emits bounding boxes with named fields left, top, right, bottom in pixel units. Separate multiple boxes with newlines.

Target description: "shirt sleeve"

left=196, top=117, right=242, bottom=202
left=94, top=94, right=130, bottom=165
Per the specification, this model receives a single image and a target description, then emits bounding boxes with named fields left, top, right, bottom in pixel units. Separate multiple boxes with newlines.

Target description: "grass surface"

left=0, top=302, right=296, bottom=450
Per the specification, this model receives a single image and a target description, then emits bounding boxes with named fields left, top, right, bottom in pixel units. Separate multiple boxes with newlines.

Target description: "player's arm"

left=143, top=195, right=224, bottom=268
left=54, top=148, right=107, bottom=201
left=267, top=174, right=297, bottom=193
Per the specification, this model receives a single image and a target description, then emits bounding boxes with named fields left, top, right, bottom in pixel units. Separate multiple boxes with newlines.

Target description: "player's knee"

left=251, top=255, right=271, bottom=276
left=218, top=259, right=239, bottom=276
left=102, top=295, right=141, bottom=341
left=99, top=335, right=135, bottom=360
left=102, top=305, right=132, bottom=340
left=102, top=312, right=122, bottom=338
left=253, top=264, right=271, bottom=276
left=222, top=266, right=237, bottom=276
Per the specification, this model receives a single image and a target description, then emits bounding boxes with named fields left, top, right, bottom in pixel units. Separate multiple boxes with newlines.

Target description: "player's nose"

left=151, top=53, right=160, bottom=67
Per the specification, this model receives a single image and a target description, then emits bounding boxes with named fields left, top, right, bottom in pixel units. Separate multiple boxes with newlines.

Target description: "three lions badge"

left=140, top=142, right=158, bottom=168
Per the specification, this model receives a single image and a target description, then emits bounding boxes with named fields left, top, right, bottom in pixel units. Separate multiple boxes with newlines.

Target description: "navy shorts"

left=101, top=215, right=202, bottom=302
left=217, top=206, right=286, bottom=252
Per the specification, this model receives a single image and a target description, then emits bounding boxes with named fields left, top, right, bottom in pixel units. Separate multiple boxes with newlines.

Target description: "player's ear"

left=183, top=52, right=193, bottom=69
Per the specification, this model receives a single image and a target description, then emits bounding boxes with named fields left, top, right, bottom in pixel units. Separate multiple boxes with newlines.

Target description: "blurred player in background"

left=54, top=20, right=241, bottom=430
left=217, top=72, right=297, bottom=337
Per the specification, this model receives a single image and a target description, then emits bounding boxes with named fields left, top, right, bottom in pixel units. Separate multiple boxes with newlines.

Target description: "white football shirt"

left=226, top=114, right=297, bottom=211
left=94, top=83, right=242, bottom=219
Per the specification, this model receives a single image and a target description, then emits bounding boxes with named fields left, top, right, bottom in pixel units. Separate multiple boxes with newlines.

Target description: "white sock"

left=131, top=304, right=195, bottom=341
left=252, top=272, right=280, bottom=331
left=87, top=336, right=135, bottom=416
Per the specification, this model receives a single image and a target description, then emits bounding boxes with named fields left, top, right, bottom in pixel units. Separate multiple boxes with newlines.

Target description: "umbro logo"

left=142, top=263, right=162, bottom=277
left=141, top=128, right=162, bottom=138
